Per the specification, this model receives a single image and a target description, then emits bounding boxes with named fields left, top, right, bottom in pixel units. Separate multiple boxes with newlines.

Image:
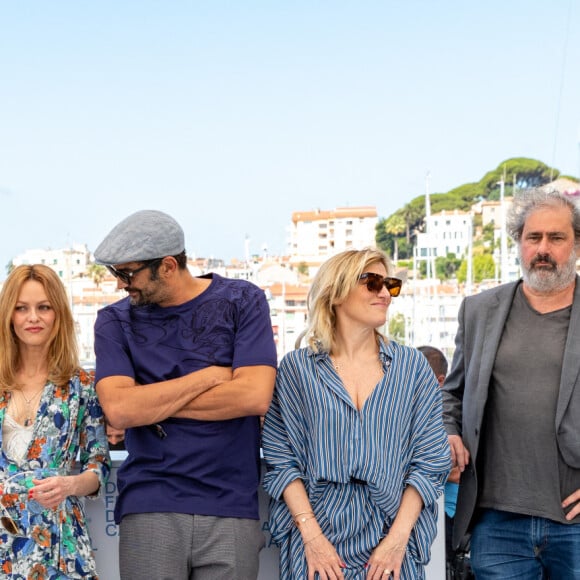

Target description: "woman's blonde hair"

left=0, top=265, right=78, bottom=390
left=298, top=248, right=394, bottom=353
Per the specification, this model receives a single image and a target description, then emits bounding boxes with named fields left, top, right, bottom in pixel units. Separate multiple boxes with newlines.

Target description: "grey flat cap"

left=94, top=210, right=185, bottom=264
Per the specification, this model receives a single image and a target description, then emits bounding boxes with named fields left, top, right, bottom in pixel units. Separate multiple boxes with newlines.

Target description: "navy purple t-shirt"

left=94, top=273, right=277, bottom=523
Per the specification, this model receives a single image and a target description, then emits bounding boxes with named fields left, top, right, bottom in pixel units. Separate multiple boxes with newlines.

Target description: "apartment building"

left=415, top=209, right=471, bottom=261
left=479, top=199, right=512, bottom=229
left=266, top=282, right=308, bottom=359
left=288, top=206, right=378, bottom=271
left=389, top=280, right=465, bottom=360
left=13, top=244, right=91, bottom=282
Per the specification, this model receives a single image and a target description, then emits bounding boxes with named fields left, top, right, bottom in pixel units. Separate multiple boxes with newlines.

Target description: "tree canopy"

left=377, top=156, right=570, bottom=261
left=479, top=157, right=556, bottom=195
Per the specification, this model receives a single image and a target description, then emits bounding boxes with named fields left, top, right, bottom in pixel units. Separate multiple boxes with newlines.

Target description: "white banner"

left=86, top=453, right=445, bottom=579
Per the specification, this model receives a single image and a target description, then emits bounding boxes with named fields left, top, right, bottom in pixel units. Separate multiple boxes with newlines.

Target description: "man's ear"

left=159, top=256, right=178, bottom=276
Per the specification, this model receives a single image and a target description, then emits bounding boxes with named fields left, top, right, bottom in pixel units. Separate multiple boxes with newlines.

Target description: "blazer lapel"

left=556, top=276, right=580, bottom=426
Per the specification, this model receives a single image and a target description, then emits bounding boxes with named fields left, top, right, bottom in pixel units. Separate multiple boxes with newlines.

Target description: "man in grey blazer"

left=443, top=187, right=580, bottom=578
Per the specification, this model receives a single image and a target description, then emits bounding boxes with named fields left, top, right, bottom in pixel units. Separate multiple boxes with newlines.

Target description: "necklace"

left=330, top=355, right=383, bottom=373
left=14, top=384, right=46, bottom=427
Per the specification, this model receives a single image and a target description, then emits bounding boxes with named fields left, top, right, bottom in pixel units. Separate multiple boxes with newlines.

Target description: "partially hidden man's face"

left=110, top=262, right=166, bottom=306
left=519, top=205, right=578, bottom=293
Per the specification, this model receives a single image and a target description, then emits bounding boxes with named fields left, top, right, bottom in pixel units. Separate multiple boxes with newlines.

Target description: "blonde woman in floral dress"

left=0, top=265, right=110, bottom=579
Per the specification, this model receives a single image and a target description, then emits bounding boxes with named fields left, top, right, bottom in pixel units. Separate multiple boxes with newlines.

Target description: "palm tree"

left=384, top=214, right=406, bottom=262
left=401, top=203, right=424, bottom=244
left=87, top=263, right=107, bottom=289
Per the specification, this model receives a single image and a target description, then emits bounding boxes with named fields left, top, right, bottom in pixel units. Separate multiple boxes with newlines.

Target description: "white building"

left=72, top=280, right=123, bottom=362
left=13, top=244, right=91, bottom=283
left=389, top=280, right=465, bottom=360
left=288, top=206, right=378, bottom=270
left=415, top=210, right=471, bottom=262
left=479, top=199, right=512, bottom=230
left=266, top=282, right=309, bottom=360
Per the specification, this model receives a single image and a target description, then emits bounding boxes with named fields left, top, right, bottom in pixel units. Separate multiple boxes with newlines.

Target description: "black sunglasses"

left=106, top=259, right=162, bottom=285
left=359, top=272, right=403, bottom=297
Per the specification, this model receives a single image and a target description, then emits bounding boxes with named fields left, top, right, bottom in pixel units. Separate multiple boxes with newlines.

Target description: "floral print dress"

left=0, top=369, right=111, bottom=579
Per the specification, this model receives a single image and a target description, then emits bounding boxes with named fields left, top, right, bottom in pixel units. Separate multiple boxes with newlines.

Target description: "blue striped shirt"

left=262, top=339, right=451, bottom=579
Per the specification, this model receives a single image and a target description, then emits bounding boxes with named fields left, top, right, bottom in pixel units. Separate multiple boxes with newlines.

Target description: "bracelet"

left=295, top=514, right=316, bottom=526
left=303, top=531, right=323, bottom=545
left=292, top=510, right=314, bottom=519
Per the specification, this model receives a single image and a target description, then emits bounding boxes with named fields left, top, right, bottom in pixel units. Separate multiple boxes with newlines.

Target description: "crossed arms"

left=97, top=364, right=276, bottom=429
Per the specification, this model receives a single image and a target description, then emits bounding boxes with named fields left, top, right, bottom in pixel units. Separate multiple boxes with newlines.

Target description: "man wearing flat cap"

left=93, top=210, right=277, bottom=580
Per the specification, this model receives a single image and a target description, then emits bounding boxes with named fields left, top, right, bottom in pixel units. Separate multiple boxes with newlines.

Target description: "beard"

left=128, top=291, right=146, bottom=306
left=126, top=285, right=162, bottom=306
left=521, top=250, right=578, bottom=293
left=125, top=269, right=166, bottom=306
left=127, top=289, right=152, bottom=306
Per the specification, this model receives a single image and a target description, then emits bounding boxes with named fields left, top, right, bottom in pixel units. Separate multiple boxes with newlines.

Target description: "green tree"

left=418, top=255, right=460, bottom=280
left=456, top=261, right=467, bottom=284
left=396, top=238, right=413, bottom=260
left=474, top=254, right=496, bottom=281
left=383, top=213, right=406, bottom=262
left=443, top=183, right=486, bottom=208
left=435, top=254, right=461, bottom=280
left=400, top=202, right=424, bottom=244
left=380, top=157, right=561, bottom=236
left=378, top=156, right=567, bottom=273
left=87, top=263, right=107, bottom=289
left=388, top=312, right=406, bottom=344
left=376, top=216, right=413, bottom=260
left=297, top=262, right=309, bottom=276
left=482, top=222, right=496, bottom=247
left=480, top=157, right=556, bottom=197
left=457, top=253, right=496, bottom=284
left=375, top=218, right=392, bottom=255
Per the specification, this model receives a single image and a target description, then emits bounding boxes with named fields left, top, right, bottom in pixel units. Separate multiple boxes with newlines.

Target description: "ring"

left=383, top=571, right=391, bottom=577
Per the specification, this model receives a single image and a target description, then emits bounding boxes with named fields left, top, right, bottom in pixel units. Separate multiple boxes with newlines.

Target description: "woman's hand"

left=31, top=470, right=99, bottom=509
left=365, top=530, right=407, bottom=580
left=30, top=475, right=74, bottom=510
left=281, top=479, right=346, bottom=578
left=304, top=532, right=346, bottom=580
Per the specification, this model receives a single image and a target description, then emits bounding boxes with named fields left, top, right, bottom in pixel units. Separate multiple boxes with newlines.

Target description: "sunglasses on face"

left=359, top=272, right=403, bottom=297
left=106, top=259, right=162, bottom=285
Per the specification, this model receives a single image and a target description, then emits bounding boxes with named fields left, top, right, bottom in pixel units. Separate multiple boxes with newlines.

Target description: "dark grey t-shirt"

left=478, top=283, right=580, bottom=523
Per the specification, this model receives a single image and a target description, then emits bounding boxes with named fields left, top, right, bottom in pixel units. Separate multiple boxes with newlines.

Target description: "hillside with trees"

left=376, top=157, right=577, bottom=264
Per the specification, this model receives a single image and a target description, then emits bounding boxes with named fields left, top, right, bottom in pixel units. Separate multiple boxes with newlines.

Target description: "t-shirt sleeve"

left=94, top=306, right=136, bottom=383
left=231, top=285, right=278, bottom=370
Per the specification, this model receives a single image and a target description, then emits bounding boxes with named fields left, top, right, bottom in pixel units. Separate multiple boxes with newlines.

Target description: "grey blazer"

left=442, top=277, right=580, bottom=548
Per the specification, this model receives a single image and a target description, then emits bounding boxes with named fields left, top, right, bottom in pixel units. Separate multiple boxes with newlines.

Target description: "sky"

left=1, top=1, right=579, bottom=278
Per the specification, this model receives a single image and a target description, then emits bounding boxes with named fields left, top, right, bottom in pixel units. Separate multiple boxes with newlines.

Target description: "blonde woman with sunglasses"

left=0, top=265, right=110, bottom=578
left=263, top=248, right=451, bottom=580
